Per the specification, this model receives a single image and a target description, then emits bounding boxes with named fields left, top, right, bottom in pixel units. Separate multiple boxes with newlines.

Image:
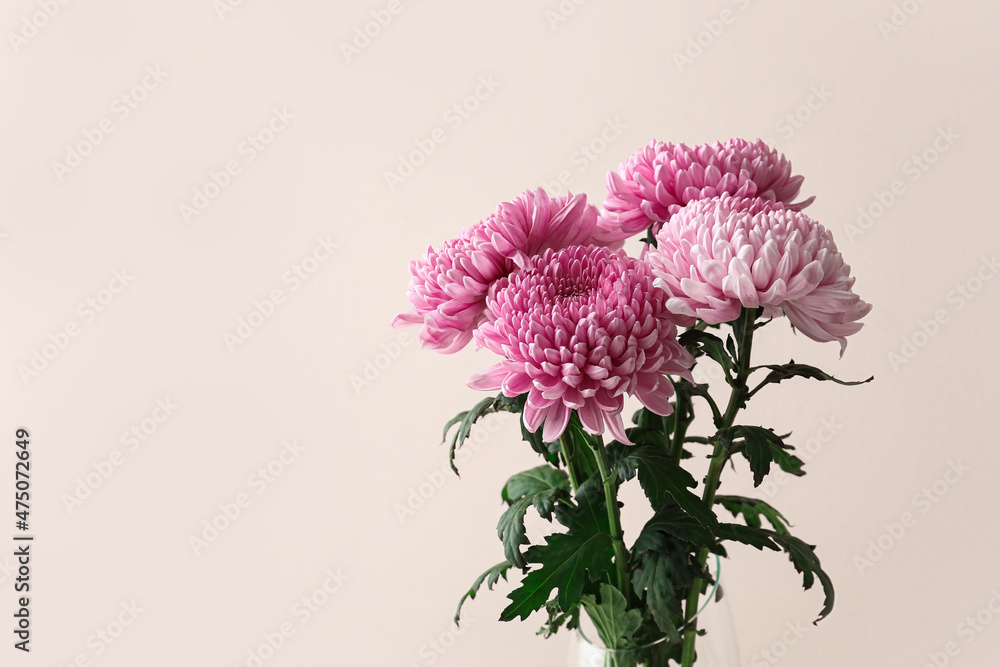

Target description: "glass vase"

left=567, top=556, right=741, bottom=666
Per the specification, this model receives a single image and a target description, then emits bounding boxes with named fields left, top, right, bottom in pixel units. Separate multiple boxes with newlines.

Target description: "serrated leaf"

left=716, top=524, right=835, bottom=623
left=718, top=425, right=791, bottom=487
left=626, top=445, right=718, bottom=529
left=633, top=505, right=716, bottom=552
left=580, top=584, right=643, bottom=651
left=537, top=599, right=580, bottom=638
left=500, top=480, right=615, bottom=621
left=497, top=497, right=535, bottom=568
left=444, top=396, right=498, bottom=475
left=455, top=561, right=513, bottom=624
left=503, top=466, right=571, bottom=506
left=716, top=495, right=791, bottom=534
left=715, top=522, right=782, bottom=551
left=770, top=444, right=806, bottom=478
left=679, top=329, right=734, bottom=378
left=754, top=361, right=873, bottom=390
left=631, top=548, right=686, bottom=642
left=771, top=532, right=836, bottom=623
left=631, top=508, right=715, bottom=642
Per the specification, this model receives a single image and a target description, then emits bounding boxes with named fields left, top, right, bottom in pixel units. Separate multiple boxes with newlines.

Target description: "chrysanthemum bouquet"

left=394, top=139, right=872, bottom=666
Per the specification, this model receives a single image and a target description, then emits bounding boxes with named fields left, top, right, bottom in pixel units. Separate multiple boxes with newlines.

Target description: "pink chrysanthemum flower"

left=468, top=245, right=694, bottom=444
left=393, top=188, right=604, bottom=353
left=600, top=138, right=815, bottom=239
left=645, top=196, right=871, bottom=354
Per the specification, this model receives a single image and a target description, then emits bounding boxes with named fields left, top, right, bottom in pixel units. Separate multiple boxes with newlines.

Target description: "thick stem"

left=588, top=435, right=631, bottom=603
left=679, top=308, right=757, bottom=667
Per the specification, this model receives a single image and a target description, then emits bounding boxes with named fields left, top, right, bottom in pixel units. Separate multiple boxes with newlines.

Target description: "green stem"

left=670, top=389, right=691, bottom=461
left=559, top=435, right=580, bottom=494
left=588, top=435, right=631, bottom=603
left=679, top=308, right=757, bottom=667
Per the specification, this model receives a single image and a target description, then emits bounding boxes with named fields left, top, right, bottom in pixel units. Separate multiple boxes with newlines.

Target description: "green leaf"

left=631, top=407, right=672, bottom=431
left=497, top=468, right=571, bottom=567
left=633, top=505, right=717, bottom=552
left=580, top=583, right=643, bottom=651
left=443, top=396, right=499, bottom=475
left=679, top=329, right=734, bottom=380
left=718, top=425, right=798, bottom=487
left=455, top=561, right=513, bottom=624
left=752, top=361, right=873, bottom=392
left=631, top=507, right=715, bottom=642
left=770, top=532, right=836, bottom=623
left=716, top=524, right=835, bottom=623
left=497, top=497, right=536, bottom=568
left=500, top=479, right=615, bottom=621
left=770, top=442, right=806, bottom=478
left=502, top=466, right=571, bottom=518
left=631, top=548, right=687, bottom=643
left=537, top=598, right=580, bottom=638
left=626, top=445, right=718, bottom=529
left=716, top=495, right=791, bottom=534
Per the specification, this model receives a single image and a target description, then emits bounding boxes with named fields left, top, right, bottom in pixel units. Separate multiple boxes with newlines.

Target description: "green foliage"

left=497, top=467, right=571, bottom=567
left=502, top=466, right=571, bottom=513
left=500, top=477, right=615, bottom=621
left=679, top=329, right=734, bottom=383
left=716, top=425, right=805, bottom=487
left=716, top=495, right=791, bottom=534
left=443, top=395, right=500, bottom=475
left=580, top=583, right=644, bottom=651
left=751, top=361, right=873, bottom=395
left=715, top=523, right=835, bottom=622
left=630, top=505, right=716, bottom=642
left=614, top=444, right=718, bottom=529
left=455, top=561, right=513, bottom=625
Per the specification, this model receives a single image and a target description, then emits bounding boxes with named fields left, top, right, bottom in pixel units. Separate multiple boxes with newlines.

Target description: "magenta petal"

left=467, top=363, right=506, bottom=391
left=542, top=401, right=572, bottom=443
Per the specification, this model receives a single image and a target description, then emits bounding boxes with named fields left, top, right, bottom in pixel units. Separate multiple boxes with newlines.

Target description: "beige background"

left=1, top=0, right=998, bottom=665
